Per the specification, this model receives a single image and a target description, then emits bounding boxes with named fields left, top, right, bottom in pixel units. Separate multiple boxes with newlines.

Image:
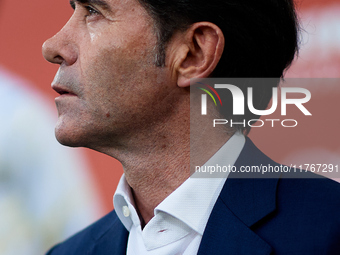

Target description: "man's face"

left=43, top=0, right=176, bottom=150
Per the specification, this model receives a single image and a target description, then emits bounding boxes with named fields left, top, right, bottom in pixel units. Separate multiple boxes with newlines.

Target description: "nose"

left=42, top=20, right=78, bottom=66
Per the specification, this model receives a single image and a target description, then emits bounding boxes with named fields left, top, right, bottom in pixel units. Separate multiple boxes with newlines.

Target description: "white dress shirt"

left=113, top=133, right=245, bottom=255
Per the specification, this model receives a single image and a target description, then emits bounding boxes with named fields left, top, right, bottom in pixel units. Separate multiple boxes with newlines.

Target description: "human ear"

left=174, top=22, right=225, bottom=87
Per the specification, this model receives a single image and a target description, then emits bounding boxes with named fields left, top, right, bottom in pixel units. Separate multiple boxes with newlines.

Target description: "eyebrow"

left=70, top=0, right=112, bottom=12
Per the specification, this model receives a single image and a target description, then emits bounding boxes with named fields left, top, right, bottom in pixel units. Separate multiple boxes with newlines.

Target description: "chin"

left=55, top=131, right=81, bottom=148
left=54, top=121, right=87, bottom=148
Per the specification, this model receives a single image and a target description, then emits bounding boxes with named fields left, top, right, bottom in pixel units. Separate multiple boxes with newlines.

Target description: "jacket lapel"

left=198, top=138, right=280, bottom=255
left=91, top=213, right=129, bottom=255
left=197, top=197, right=273, bottom=255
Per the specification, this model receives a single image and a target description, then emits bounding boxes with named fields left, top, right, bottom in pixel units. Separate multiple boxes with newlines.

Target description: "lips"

left=52, top=84, right=77, bottom=97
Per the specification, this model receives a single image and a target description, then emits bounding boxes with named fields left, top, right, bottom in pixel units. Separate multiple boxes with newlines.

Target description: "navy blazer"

left=46, top=138, right=340, bottom=254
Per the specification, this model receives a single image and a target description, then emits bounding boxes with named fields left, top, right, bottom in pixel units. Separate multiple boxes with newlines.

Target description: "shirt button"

left=122, top=206, right=130, bottom=217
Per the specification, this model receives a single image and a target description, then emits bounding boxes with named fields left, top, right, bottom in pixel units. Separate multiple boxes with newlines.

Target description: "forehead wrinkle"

left=70, top=0, right=112, bottom=12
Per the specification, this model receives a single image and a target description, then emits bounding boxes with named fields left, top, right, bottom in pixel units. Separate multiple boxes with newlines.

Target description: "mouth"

left=52, top=85, right=77, bottom=97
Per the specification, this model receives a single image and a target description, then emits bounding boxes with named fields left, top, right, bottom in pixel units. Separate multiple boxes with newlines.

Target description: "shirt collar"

left=113, top=132, right=245, bottom=234
left=113, top=176, right=140, bottom=231
left=155, top=132, right=245, bottom=234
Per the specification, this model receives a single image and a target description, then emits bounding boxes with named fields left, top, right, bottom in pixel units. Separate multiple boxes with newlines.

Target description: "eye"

left=84, top=5, right=100, bottom=17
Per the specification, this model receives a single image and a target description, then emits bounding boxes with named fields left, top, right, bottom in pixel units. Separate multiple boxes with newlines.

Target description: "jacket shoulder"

left=277, top=172, right=340, bottom=215
left=46, top=210, right=128, bottom=255
left=257, top=170, right=340, bottom=254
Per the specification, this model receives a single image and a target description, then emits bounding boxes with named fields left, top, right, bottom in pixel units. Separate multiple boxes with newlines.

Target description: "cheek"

left=82, top=36, right=157, bottom=95
left=77, top=47, right=155, bottom=124
left=76, top=24, right=165, bottom=119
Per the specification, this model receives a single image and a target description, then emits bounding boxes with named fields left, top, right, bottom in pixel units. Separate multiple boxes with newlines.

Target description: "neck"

left=94, top=94, right=231, bottom=225
left=123, top=125, right=191, bottom=224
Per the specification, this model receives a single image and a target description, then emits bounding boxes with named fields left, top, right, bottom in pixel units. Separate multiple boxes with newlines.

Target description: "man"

left=42, top=0, right=340, bottom=254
